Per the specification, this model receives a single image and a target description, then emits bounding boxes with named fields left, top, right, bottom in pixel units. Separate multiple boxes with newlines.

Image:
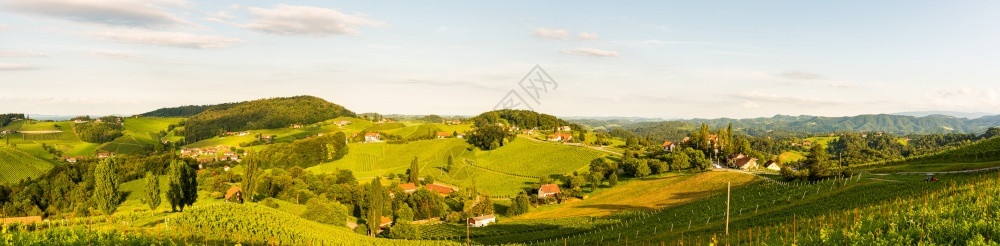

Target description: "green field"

left=470, top=137, right=608, bottom=178
left=0, top=146, right=55, bottom=184
left=122, top=117, right=184, bottom=142
left=307, top=138, right=469, bottom=179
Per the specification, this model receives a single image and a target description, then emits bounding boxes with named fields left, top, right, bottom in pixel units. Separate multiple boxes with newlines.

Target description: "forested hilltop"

left=139, top=103, right=235, bottom=117
left=577, top=114, right=1000, bottom=141
left=182, top=96, right=355, bottom=141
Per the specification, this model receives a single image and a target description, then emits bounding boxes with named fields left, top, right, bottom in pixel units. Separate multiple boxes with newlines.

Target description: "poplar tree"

left=93, top=158, right=121, bottom=216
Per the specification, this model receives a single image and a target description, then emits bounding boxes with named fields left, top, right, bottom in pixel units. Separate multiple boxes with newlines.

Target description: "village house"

left=802, top=141, right=812, bottom=147
left=197, top=157, right=213, bottom=163
left=764, top=160, right=781, bottom=171
left=337, top=120, right=352, bottom=127
left=365, top=132, right=381, bottom=143
left=65, top=157, right=77, bottom=163
left=727, top=153, right=746, bottom=161
left=662, top=141, right=676, bottom=152
left=291, top=124, right=303, bottom=129
left=733, top=157, right=758, bottom=170
left=521, top=129, right=534, bottom=135
left=399, top=183, right=418, bottom=194
left=96, top=152, right=112, bottom=158
left=557, top=126, right=572, bottom=132
left=468, top=214, right=496, bottom=227
left=456, top=134, right=465, bottom=139
left=380, top=216, right=393, bottom=229
left=547, top=133, right=573, bottom=142
left=225, top=186, right=243, bottom=203
left=425, top=183, right=455, bottom=196
left=537, top=184, right=561, bottom=199
left=72, top=119, right=88, bottom=124
left=436, top=132, right=452, bottom=139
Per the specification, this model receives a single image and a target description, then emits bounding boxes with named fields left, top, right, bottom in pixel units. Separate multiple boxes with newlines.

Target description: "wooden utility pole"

left=466, top=215, right=471, bottom=246
left=726, top=181, right=731, bottom=236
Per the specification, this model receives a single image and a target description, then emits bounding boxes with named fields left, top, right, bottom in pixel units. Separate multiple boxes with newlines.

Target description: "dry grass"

left=516, top=171, right=759, bottom=220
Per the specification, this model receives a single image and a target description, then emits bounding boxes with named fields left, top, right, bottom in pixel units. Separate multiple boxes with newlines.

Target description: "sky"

left=1, top=0, right=999, bottom=119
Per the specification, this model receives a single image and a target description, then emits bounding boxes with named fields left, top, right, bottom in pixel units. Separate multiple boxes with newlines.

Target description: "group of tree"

left=183, top=96, right=355, bottom=141
left=74, top=120, right=124, bottom=143
left=0, top=113, right=25, bottom=127
left=166, top=160, right=198, bottom=212
left=257, top=131, right=349, bottom=168
left=470, top=109, right=573, bottom=131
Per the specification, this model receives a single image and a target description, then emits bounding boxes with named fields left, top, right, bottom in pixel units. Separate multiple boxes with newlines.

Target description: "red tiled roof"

left=399, top=183, right=417, bottom=191
left=425, top=183, right=455, bottom=195
left=365, top=132, right=379, bottom=137
left=662, top=141, right=674, bottom=147
left=380, top=216, right=393, bottom=227
left=225, top=186, right=242, bottom=199
left=436, top=132, right=451, bottom=137
left=539, top=184, right=561, bottom=194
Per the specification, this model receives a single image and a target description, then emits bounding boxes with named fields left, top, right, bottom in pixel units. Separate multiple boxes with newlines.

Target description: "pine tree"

left=93, top=158, right=120, bottom=216
left=408, top=157, right=419, bottom=183
left=143, top=171, right=161, bottom=211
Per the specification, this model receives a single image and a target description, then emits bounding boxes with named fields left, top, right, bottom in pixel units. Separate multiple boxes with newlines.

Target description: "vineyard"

left=0, top=146, right=54, bottom=184
left=415, top=170, right=999, bottom=245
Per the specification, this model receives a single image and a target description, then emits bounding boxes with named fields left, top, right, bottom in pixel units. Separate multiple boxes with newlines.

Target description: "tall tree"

left=142, top=171, right=161, bottom=211
left=167, top=160, right=196, bottom=212
left=408, top=157, right=419, bottom=183
left=242, top=151, right=261, bottom=202
left=93, top=158, right=121, bottom=216
left=365, top=177, right=385, bottom=237
left=805, top=144, right=832, bottom=180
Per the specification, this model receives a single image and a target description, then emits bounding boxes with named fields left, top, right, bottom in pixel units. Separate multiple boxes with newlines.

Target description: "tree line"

left=183, top=96, right=355, bottom=141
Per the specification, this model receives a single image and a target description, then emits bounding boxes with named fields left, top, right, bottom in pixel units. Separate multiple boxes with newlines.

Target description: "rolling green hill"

left=184, top=96, right=355, bottom=141
left=0, top=146, right=54, bottom=184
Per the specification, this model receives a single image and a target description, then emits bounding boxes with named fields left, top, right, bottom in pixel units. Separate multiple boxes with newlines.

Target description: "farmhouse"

left=764, top=160, right=780, bottom=171
left=399, top=183, right=418, bottom=194
left=727, top=153, right=746, bottom=160
left=65, top=157, right=77, bottom=163
left=436, top=132, right=452, bottom=139
left=468, top=214, right=496, bottom=227
left=456, top=134, right=465, bottom=139
left=96, top=152, right=112, bottom=158
left=733, top=157, right=758, bottom=170
left=379, top=216, right=393, bottom=229
left=662, top=141, right=676, bottom=152
left=537, top=184, right=561, bottom=198
left=522, top=129, right=534, bottom=135
left=291, top=124, right=303, bottom=129
left=547, top=133, right=573, bottom=142
left=225, top=186, right=243, bottom=203
left=425, top=183, right=455, bottom=196
left=72, top=119, right=88, bottom=123
left=337, top=120, right=352, bottom=126
left=365, top=132, right=381, bottom=143
left=557, top=126, right=572, bottom=132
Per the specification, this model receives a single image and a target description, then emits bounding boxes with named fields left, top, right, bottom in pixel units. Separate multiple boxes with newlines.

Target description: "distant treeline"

left=0, top=113, right=25, bottom=127
left=579, top=114, right=1000, bottom=142
left=139, top=104, right=235, bottom=117
left=183, top=96, right=355, bottom=141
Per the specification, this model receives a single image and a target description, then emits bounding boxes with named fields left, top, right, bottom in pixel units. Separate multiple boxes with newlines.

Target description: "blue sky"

left=1, top=0, right=999, bottom=118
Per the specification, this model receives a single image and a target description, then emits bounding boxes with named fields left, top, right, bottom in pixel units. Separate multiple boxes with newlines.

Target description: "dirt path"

left=896, top=166, right=1000, bottom=175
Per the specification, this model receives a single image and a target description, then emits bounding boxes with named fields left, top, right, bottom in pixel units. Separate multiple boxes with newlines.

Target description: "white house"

left=365, top=132, right=381, bottom=143
left=662, top=141, right=676, bottom=152
left=537, top=184, right=561, bottom=198
left=468, top=214, right=496, bottom=227
left=764, top=160, right=781, bottom=171
left=557, top=126, right=572, bottom=132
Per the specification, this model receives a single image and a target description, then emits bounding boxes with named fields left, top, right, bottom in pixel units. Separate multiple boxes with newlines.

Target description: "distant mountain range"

left=891, top=111, right=997, bottom=119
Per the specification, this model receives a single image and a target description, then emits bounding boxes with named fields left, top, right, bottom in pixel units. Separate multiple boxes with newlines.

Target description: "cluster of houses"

left=180, top=145, right=241, bottom=163
left=545, top=125, right=574, bottom=142
left=393, top=182, right=457, bottom=197
left=336, top=120, right=352, bottom=127
left=726, top=153, right=781, bottom=171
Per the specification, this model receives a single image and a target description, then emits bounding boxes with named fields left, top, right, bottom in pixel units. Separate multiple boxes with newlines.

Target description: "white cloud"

left=0, top=50, right=46, bottom=57
left=780, top=71, right=824, bottom=80
left=742, top=100, right=760, bottom=108
left=89, top=29, right=241, bottom=49
left=561, top=47, right=619, bottom=58
left=1, top=0, right=188, bottom=27
left=828, top=82, right=854, bottom=88
left=0, top=63, right=38, bottom=71
left=88, top=51, right=141, bottom=60
left=577, top=32, right=599, bottom=40
left=241, top=4, right=384, bottom=36
left=534, top=27, right=569, bottom=40
left=736, top=90, right=835, bottom=105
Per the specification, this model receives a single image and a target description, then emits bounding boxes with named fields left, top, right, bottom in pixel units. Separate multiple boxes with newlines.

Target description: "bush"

left=301, top=196, right=348, bottom=226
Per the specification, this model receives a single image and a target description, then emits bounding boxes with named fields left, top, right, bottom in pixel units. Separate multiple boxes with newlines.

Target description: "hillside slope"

left=0, top=146, right=54, bottom=184
left=184, top=96, right=355, bottom=141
